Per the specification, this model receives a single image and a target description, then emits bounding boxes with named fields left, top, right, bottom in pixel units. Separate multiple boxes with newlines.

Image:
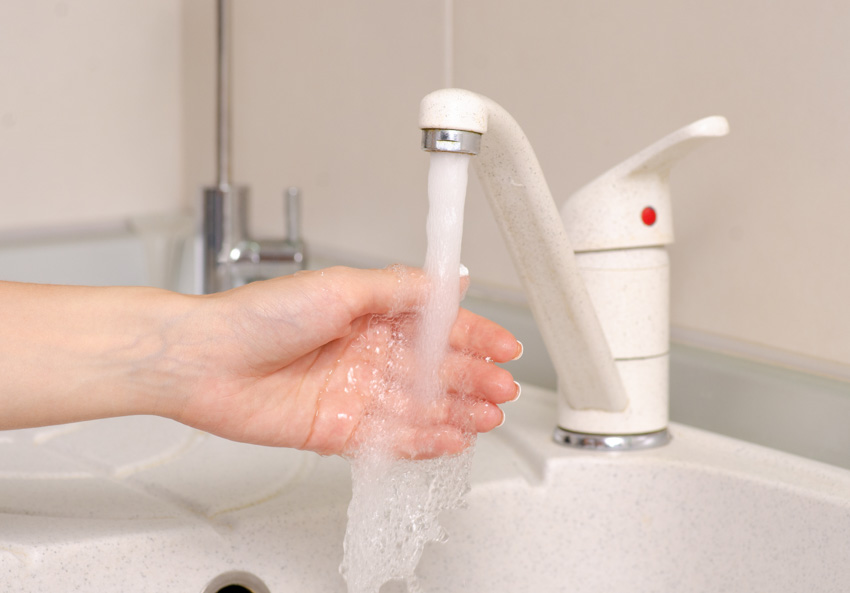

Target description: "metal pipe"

left=285, top=187, right=301, bottom=242
left=201, top=187, right=224, bottom=294
left=215, top=0, right=231, bottom=190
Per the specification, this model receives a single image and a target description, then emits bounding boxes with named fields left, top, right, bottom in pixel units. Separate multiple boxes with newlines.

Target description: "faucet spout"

left=420, top=89, right=630, bottom=415
left=420, top=89, right=729, bottom=449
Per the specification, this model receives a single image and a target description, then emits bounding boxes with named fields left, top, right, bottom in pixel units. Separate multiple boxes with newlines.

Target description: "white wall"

left=450, top=1, right=850, bottom=370
left=0, top=0, right=182, bottom=229
left=3, top=1, right=850, bottom=373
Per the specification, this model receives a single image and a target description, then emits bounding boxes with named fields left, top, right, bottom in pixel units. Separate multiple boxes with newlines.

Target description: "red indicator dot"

left=641, top=206, right=657, bottom=226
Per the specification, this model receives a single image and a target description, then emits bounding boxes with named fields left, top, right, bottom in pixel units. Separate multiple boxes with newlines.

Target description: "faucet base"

left=552, top=427, right=671, bottom=451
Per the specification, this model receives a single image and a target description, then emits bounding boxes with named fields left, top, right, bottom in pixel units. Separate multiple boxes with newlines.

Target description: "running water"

left=340, top=151, right=473, bottom=593
left=418, top=151, right=470, bottom=396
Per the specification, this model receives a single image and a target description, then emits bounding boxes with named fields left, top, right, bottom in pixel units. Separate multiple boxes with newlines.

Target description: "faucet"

left=198, top=0, right=306, bottom=294
left=200, top=185, right=306, bottom=293
left=420, top=89, right=728, bottom=450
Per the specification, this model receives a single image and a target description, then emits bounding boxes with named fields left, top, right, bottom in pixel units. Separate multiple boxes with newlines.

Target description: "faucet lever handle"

left=618, top=116, right=730, bottom=178
left=562, top=116, right=730, bottom=252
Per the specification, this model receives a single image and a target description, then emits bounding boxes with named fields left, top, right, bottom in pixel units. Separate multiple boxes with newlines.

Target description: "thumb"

left=330, top=265, right=427, bottom=319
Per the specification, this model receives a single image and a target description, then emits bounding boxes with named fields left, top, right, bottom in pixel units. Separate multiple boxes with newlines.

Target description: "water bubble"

left=340, top=153, right=473, bottom=593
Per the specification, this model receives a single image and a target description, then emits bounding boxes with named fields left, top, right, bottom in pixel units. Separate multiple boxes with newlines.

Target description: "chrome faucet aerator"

left=422, top=129, right=482, bottom=155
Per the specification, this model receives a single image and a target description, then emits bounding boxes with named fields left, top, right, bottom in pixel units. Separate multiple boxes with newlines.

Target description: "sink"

left=413, top=387, right=850, bottom=591
left=2, top=385, right=848, bottom=592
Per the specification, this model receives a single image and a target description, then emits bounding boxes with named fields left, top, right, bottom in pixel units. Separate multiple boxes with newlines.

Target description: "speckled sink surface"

left=2, top=385, right=849, bottom=592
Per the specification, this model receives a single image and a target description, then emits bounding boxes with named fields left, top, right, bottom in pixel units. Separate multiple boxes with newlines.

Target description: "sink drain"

left=202, top=571, right=271, bottom=593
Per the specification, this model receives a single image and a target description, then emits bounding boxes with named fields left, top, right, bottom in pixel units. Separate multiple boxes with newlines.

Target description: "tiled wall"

left=3, top=1, right=850, bottom=372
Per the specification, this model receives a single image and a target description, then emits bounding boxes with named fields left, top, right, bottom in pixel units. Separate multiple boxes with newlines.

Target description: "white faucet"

left=420, top=89, right=728, bottom=450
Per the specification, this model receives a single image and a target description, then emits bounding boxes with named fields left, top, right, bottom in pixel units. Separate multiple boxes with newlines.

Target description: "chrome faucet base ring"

left=553, top=427, right=671, bottom=451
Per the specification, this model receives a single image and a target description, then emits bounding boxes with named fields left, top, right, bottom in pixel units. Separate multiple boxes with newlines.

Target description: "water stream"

left=340, top=152, right=473, bottom=592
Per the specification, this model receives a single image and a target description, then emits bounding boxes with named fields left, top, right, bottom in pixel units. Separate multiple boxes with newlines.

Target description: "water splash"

left=340, top=152, right=472, bottom=592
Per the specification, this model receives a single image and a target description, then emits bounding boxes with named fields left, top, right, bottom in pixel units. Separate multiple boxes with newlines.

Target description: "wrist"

left=59, top=285, right=204, bottom=423
left=117, top=288, right=213, bottom=422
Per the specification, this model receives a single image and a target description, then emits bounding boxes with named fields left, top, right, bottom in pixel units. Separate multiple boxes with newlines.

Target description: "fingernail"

left=497, top=409, right=506, bottom=428
left=511, top=341, right=524, bottom=361
left=459, top=263, right=469, bottom=277
left=511, top=381, right=522, bottom=402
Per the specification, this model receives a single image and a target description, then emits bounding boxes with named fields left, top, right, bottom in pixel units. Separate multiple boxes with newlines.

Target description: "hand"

left=0, top=267, right=520, bottom=459
left=172, top=266, right=521, bottom=458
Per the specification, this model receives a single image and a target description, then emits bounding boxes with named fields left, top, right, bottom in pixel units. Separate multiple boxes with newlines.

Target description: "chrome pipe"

left=285, top=187, right=301, bottom=243
left=215, top=0, right=231, bottom=190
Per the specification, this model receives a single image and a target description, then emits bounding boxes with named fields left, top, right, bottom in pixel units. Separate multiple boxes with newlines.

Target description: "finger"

left=347, top=395, right=504, bottom=460
left=320, top=265, right=428, bottom=319
left=443, top=352, right=520, bottom=404
left=351, top=264, right=469, bottom=315
left=416, top=391, right=505, bottom=436
left=405, top=425, right=471, bottom=460
left=347, top=420, right=469, bottom=460
left=450, top=308, right=522, bottom=363
left=404, top=399, right=502, bottom=459
left=468, top=398, right=505, bottom=433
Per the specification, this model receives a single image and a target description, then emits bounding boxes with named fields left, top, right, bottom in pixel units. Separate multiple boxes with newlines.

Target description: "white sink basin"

left=2, top=386, right=849, bottom=592
left=416, top=388, right=850, bottom=591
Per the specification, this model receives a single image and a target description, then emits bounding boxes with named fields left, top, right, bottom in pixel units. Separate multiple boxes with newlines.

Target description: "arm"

left=0, top=281, right=184, bottom=426
left=0, top=267, right=521, bottom=458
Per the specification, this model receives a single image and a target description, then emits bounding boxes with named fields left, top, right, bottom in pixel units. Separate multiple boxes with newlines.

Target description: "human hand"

left=170, top=266, right=521, bottom=459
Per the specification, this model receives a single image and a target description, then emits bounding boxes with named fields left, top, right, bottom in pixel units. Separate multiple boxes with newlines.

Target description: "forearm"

left=0, top=282, right=201, bottom=429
